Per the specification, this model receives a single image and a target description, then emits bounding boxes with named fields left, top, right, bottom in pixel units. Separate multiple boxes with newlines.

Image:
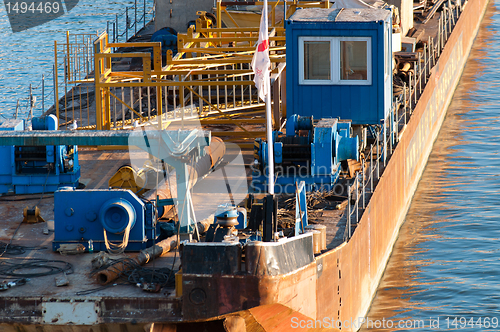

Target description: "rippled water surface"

left=361, top=2, right=500, bottom=331
left=0, top=1, right=149, bottom=119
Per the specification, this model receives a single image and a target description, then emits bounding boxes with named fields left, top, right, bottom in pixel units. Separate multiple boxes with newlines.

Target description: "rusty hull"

left=150, top=303, right=339, bottom=332
left=183, top=263, right=318, bottom=320
left=180, top=0, right=490, bottom=330
left=0, top=296, right=182, bottom=324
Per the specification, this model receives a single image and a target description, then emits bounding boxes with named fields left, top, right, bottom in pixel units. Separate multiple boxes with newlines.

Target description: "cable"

left=33, top=165, right=52, bottom=209
left=0, top=242, right=25, bottom=256
left=0, top=242, right=45, bottom=256
left=0, top=185, right=50, bottom=257
left=75, top=283, right=123, bottom=296
left=0, top=221, right=24, bottom=258
left=103, top=224, right=132, bottom=255
left=90, top=257, right=175, bottom=288
left=0, top=258, right=73, bottom=279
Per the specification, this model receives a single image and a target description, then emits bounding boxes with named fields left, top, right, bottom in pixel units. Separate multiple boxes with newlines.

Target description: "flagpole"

left=251, top=0, right=274, bottom=195
left=264, top=0, right=275, bottom=195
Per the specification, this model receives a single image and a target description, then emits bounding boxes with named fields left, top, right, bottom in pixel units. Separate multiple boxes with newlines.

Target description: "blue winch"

left=53, top=187, right=158, bottom=252
left=0, top=115, right=80, bottom=195
left=214, top=204, right=247, bottom=230
left=252, top=115, right=359, bottom=193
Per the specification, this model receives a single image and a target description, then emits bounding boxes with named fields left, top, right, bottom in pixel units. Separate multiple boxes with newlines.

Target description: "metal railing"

left=344, top=0, right=464, bottom=241
left=49, top=32, right=102, bottom=129
left=13, top=0, right=155, bottom=126
left=91, top=19, right=287, bottom=137
left=41, top=0, right=154, bottom=129
left=396, top=0, right=462, bottom=139
left=345, top=132, right=382, bottom=240
left=10, top=76, right=49, bottom=122
left=107, top=0, right=155, bottom=45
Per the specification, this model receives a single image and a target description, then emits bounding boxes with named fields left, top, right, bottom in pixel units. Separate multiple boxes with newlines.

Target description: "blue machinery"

left=0, top=115, right=80, bottom=195
left=253, top=115, right=359, bottom=194
left=151, top=27, right=178, bottom=57
left=253, top=8, right=394, bottom=194
left=54, top=188, right=157, bottom=252
left=0, top=128, right=211, bottom=251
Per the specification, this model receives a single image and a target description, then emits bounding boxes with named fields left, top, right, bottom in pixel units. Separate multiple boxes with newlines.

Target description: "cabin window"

left=299, top=36, right=371, bottom=85
left=340, top=40, right=368, bottom=81
left=304, top=41, right=331, bottom=80
left=299, top=37, right=334, bottom=84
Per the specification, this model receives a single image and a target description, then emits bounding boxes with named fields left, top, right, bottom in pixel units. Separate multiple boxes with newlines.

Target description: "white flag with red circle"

left=251, top=5, right=271, bottom=102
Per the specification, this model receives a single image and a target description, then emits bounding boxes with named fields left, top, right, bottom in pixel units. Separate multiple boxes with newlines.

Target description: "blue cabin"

left=285, top=8, right=392, bottom=125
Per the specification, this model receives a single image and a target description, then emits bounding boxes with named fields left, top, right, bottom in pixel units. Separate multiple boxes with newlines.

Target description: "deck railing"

left=107, top=0, right=155, bottom=45
left=345, top=132, right=382, bottom=241
left=344, top=0, right=464, bottom=241
left=14, top=0, right=155, bottom=126
left=396, top=0, right=462, bottom=139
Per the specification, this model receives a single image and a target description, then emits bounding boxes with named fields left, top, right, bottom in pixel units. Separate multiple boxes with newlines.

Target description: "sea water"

left=0, top=0, right=152, bottom=120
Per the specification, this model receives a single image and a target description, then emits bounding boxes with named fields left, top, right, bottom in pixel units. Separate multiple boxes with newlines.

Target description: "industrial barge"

left=0, top=0, right=490, bottom=330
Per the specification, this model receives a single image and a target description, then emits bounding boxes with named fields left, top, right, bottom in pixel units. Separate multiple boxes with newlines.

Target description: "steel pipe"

left=96, top=235, right=178, bottom=285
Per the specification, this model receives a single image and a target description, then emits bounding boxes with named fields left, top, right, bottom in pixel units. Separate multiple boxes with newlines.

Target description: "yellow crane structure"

left=50, top=1, right=330, bottom=147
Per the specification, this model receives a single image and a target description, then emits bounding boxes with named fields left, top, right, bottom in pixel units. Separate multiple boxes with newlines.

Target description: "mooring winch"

left=252, top=115, right=359, bottom=193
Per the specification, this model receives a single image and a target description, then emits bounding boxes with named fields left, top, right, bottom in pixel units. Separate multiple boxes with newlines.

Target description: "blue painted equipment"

left=252, top=115, right=359, bottom=194
left=151, top=27, right=178, bottom=56
left=286, top=8, right=393, bottom=125
left=0, top=128, right=212, bottom=236
left=205, top=204, right=247, bottom=242
left=53, top=188, right=158, bottom=252
left=295, top=181, right=308, bottom=236
left=0, top=115, right=80, bottom=195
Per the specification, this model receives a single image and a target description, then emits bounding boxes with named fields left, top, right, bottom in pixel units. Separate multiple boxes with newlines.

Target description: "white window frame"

left=299, top=36, right=334, bottom=85
left=384, top=23, right=390, bottom=80
left=299, top=36, right=372, bottom=85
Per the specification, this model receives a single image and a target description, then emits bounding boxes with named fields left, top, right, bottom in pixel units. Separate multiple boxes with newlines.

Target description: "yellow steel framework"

left=215, top=0, right=330, bottom=29
left=52, top=1, right=329, bottom=146
left=92, top=15, right=289, bottom=143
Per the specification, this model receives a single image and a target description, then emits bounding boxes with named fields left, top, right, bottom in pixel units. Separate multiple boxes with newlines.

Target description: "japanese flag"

left=251, top=4, right=271, bottom=102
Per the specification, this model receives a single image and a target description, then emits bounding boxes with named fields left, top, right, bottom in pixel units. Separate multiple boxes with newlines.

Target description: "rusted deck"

left=0, top=148, right=181, bottom=327
left=0, top=139, right=351, bottom=326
